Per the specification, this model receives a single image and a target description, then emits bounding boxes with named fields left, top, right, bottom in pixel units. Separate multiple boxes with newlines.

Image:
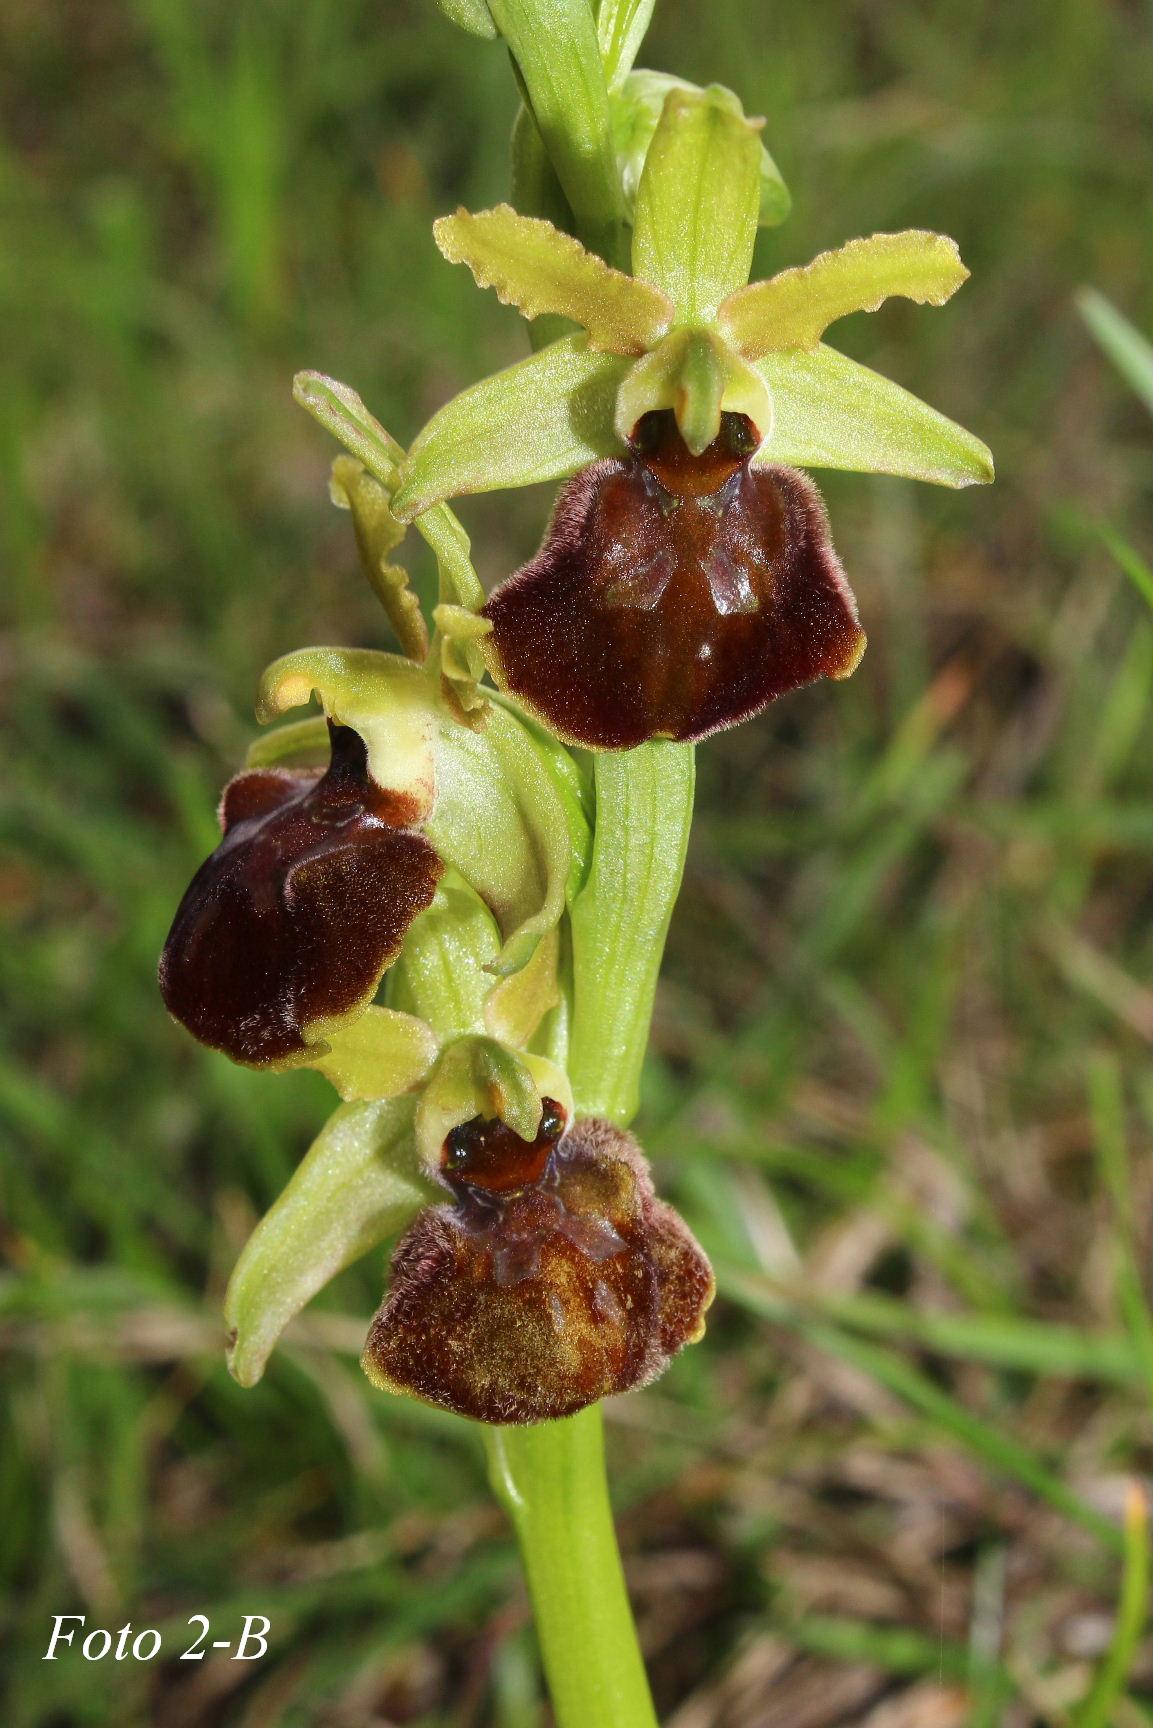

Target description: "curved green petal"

left=329, top=457, right=429, bottom=662
left=755, top=344, right=994, bottom=488
left=391, top=336, right=628, bottom=521
left=294, top=370, right=485, bottom=611
left=719, top=231, right=970, bottom=359
left=225, top=1097, right=435, bottom=1387
left=631, top=86, right=764, bottom=320
left=434, top=205, right=671, bottom=354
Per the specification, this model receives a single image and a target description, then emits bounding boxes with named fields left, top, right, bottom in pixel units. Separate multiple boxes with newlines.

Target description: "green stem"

left=568, top=742, right=696, bottom=1123
left=485, top=1406, right=659, bottom=1728
left=487, top=0, right=625, bottom=262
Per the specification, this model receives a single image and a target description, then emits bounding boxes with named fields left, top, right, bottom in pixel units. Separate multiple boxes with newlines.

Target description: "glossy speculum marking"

left=484, top=410, right=865, bottom=749
left=158, top=724, right=442, bottom=1065
left=443, top=1097, right=569, bottom=1193
left=363, top=1116, right=715, bottom=1424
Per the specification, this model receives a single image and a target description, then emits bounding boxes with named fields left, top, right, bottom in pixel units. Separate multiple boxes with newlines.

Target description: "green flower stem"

left=484, top=1406, right=659, bottom=1728
left=569, top=742, right=696, bottom=1124
left=487, top=0, right=625, bottom=263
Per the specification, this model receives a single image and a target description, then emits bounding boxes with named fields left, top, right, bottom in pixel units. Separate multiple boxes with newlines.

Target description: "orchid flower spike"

left=385, top=82, right=992, bottom=748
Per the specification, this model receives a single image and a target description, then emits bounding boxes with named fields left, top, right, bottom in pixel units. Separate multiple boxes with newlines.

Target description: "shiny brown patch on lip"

left=158, top=724, right=442, bottom=1065
left=482, top=410, right=865, bottom=749
left=442, top=1098, right=568, bottom=1193
left=362, top=1116, right=715, bottom=1424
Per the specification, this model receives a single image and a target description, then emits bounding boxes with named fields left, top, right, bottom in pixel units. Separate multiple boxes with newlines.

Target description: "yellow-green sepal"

left=304, top=1007, right=438, bottom=1102
left=391, top=335, right=629, bottom=520
left=224, top=1097, right=437, bottom=1387
left=755, top=343, right=995, bottom=488
left=613, top=71, right=790, bottom=229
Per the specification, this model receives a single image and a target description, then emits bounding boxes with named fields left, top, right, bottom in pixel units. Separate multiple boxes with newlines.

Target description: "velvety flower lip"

left=159, top=724, right=443, bottom=1066
left=481, top=409, right=865, bottom=749
left=362, top=1114, right=715, bottom=1424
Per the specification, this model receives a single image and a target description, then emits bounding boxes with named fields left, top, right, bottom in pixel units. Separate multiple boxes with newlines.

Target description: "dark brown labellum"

left=442, top=1099, right=568, bottom=1193
left=159, top=724, right=442, bottom=1065
left=483, top=411, right=866, bottom=749
left=362, top=1116, right=715, bottom=1424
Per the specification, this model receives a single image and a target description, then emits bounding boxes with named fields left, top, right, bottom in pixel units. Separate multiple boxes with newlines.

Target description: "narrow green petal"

left=294, top=370, right=402, bottom=488
left=631, top=86, right=763, bottom=321
left=597, top=0, right=656, bottom=89
left=435, top=204, right=671, bottom=354
left=329, top=457, right=429, bottom=662
left=224, top=1097, right=434, bottom=1387
left=391, top=336, right=628, bottom=521
left=720, top=230, right=970, bottom=359
left=294, top=370, right=486, bottom=611
left=755, top=344, right=994, bottom=488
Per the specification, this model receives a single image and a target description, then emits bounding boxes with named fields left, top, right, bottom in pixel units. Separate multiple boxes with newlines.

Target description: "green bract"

left=387, top=81, right=991, bottom=515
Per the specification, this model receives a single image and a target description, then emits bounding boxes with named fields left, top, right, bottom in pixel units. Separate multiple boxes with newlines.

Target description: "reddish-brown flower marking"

left=483, top=410, right=865, bottom=749
left=159, top=724, right=442, bottom=1065
left=443, top=1098, right=568, bottom=1192
left=363, top=1115, right=715, bottom=1424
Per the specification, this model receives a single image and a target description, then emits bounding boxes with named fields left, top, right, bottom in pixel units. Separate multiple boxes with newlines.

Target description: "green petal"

left=224, top=1097, right=435, bottom=1387
left=329, top=457, right=429, bottom=662
left=755, top=344, right=995, bottom=488
left=434, top=204, right=671, bottom=354
left=391, top=335, right=628, bottom=521
left=720, top=231, right=970, bottom=359
left=294, top=371, right=485, bottom=611
left=631, top=86, right=764, bottom=320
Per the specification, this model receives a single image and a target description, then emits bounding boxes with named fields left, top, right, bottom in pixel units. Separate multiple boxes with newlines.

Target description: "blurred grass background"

left=2, top=0, right=1152, bottom=1723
